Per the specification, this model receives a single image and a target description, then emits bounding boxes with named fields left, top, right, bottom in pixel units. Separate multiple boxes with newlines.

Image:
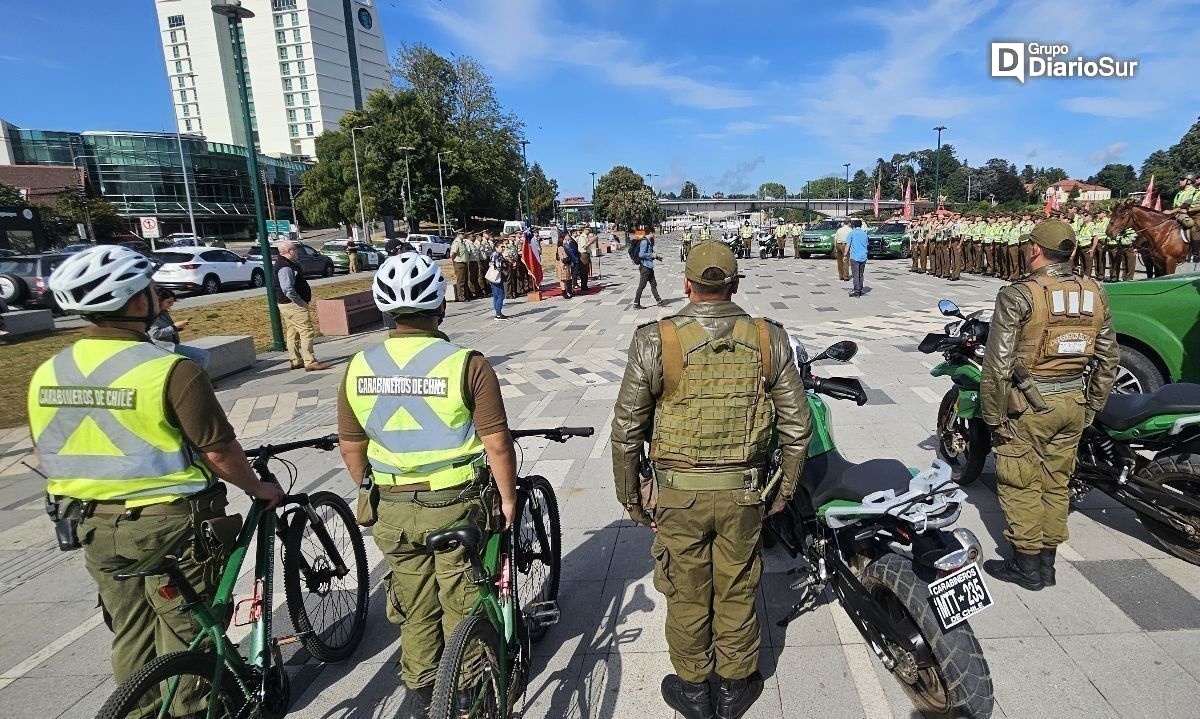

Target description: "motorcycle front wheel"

left=860, top=553, right=994, bottom=719
left=1135, top=456, right=1200, bottom=565
left=936, top=390, right=990, bottom=485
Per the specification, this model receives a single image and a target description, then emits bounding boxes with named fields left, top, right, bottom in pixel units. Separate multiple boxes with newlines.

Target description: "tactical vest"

left=344, top=337, right=485, bottom=489
left=1077, top=223, right=1093, bottom=248
left=1015, top=274, right=1105, bottom=378
left=740, top=226, right=753, bottom=239
left=1174, top=186, right=1196, bottom=208
left=650, top=316, right=775, bottom=470
left=28, top=339, right=210, bottom=506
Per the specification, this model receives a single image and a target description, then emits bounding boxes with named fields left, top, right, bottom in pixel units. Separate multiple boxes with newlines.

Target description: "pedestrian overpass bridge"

left=562, top=197, right=930, bottom=218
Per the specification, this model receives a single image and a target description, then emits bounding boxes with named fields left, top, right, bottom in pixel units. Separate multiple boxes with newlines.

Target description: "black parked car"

left=0, top=254, right=69, bottom=311
left=242, top=242, right=334, bottom=278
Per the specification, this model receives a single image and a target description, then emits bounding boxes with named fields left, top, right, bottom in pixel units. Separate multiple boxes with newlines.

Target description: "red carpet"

left=535, top=283, right=606, bottom=299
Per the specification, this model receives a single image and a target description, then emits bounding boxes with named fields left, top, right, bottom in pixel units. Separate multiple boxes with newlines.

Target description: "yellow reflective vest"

left=28, top=339, right=210, bottom=506
left=344, top=337, right=486, bottom=489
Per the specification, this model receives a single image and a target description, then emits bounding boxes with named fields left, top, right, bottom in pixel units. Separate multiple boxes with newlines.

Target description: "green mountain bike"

left=96, top=434, right=370, bottom=719
left=427, top=426, right=594, bottom=719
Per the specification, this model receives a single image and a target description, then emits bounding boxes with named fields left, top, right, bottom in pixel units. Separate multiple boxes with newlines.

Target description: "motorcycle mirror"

left=938, top=299, right=963, bottom=318
left=818, top=340, right=858, bottom=363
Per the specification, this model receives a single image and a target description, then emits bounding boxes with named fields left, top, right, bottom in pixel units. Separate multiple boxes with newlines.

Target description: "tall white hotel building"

left=154, top=0, right=389, bottom=158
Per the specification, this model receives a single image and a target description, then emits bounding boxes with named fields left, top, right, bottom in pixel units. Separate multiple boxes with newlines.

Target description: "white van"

left=502, top=220, right=527, bottom=236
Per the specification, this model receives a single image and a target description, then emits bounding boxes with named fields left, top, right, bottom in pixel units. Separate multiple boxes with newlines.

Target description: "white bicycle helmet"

left=49, top=245, right=155, bottom=314
left=373, top=251, right=447, bottom=313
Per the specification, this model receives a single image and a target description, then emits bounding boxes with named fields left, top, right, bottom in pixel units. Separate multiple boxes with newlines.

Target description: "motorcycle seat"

left=1096, top=383, right=1200, bottom=432
left=801, top=451, right=915, bottom=508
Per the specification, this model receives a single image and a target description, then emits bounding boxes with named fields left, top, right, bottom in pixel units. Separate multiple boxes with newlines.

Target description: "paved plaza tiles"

left=0, top=235, right=1198, bottom=718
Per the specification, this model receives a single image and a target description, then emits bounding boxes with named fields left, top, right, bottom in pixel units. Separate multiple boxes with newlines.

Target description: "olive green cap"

left=1022, top=219, right=1076, bottom=252
left=685, top=240, right=743, bottom=286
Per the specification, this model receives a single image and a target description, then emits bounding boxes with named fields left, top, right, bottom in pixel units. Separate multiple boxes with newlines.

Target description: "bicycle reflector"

left=157, top=582, right=181, bottom=601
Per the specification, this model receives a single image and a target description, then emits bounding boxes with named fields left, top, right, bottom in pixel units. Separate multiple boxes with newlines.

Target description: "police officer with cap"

left=28, top=245, right=283, bottom=700
left=611, top=241, right=812, bottom=719
left=980, top=221, right=1119, bottom=591
left=337, top=252, right=517, bottom=717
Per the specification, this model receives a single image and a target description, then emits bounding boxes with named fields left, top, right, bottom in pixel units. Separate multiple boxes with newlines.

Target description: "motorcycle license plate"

left=927, top=563, right=993, bottom=630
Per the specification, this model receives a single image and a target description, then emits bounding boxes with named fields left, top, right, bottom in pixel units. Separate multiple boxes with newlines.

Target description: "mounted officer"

left=611, top=241, right=812, bottom=719
left=980, top=221, right=1119, bottom=591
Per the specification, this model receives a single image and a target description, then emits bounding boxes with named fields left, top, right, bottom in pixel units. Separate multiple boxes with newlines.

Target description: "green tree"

left=48, top=192, right=123, bottom=242
left=1036, top=166, right=1069, bottom=183
left=296, top=130, right=360, bottom=233
left=757, top=182, right=787, bottom=200
left=526, top=162, right=558, bottom=225
left=1088, top=163, right=1138, bottom=197
left=0, top=181, right=24, bottom=206
left=681, top=180, right=700, bottom=199
left=848, top=170, right=870, bottom=200
left=605, top=188, right=661, bottom=230
left=594, top=165, right=649, bottom=224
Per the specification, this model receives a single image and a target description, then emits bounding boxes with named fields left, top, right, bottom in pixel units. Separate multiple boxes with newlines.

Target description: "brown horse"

left=1108, top=201, right=1191, bottom=276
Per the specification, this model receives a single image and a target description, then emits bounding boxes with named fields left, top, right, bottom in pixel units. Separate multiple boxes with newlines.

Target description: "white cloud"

left=726, top=121, right=769, bottom=134
left=1061, top=97, right=1164, bottom=119
left=416, top=0, right=753, bottom=110
left=1087, top=141, right=1130, bottom=165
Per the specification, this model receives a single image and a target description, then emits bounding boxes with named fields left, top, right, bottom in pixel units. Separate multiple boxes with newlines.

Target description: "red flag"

left=872, top=183, right=880, bottom=217
left=1142, top=174, right=1155, bottom=207
left=1154, top=195, right=1162, bottom=212
left=902, top=179, right=912, bottom=220
left=521, top=234, right=543, bottom=288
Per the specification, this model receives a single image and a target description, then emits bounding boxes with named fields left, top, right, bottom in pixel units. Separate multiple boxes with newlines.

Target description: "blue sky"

left=1, top=0, right=1197, bottom=199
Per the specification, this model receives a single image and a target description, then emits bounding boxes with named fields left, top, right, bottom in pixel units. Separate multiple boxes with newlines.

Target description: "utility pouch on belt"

left=638, top=458, right=657, bottom=515
left=46, top=495, right=81, bottom=552
left=200, top=514, right=243, bottom=555
left=1011, top=361, right=1049, bottom=414
left=356, top=470, right=380, bottom=527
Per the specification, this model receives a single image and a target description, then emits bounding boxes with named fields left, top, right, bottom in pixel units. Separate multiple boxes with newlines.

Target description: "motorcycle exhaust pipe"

left=933, top=528, right=983, bottom=572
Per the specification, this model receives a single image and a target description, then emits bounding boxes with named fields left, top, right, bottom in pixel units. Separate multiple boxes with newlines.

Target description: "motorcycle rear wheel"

left=936, top=390, right=989, bottom=485
left=1136, top=455, right=1200, bottom=565
left=861, top=553, right=994, bottom=719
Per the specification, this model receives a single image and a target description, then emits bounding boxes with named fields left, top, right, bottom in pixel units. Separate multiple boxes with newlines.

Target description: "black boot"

left=716, top=672, right=764, bottom=719
left=1040, top=547, right=1057, bottom=587
left=661, top=674, right=715, bottom=719
left=983, top=548, right=1044, bottom=591
left=411, top=684, right=434, bottom=719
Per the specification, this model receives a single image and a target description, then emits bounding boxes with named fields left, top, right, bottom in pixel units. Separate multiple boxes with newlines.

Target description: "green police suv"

left=1104, top=271, right=1200, bottom=393
left=798, top=218, right=844, bottom=258
left=867, top=221, right=911, bottom=259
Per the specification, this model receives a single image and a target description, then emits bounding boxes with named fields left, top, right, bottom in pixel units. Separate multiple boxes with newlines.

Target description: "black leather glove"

left=766, top=495, right=791, bottom=517
left=625, top=503, right=654, bottom=527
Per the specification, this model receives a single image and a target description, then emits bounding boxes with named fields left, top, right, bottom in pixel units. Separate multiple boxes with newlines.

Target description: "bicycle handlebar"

left=511, top=426, right=595, bottom=441
left=244, top=433, right=339, bottom=459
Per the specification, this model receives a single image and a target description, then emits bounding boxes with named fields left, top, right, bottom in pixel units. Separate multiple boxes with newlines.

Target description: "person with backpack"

left=631, top=230, right=665, bottom=310
left=611, top=240, right=812, bottom=719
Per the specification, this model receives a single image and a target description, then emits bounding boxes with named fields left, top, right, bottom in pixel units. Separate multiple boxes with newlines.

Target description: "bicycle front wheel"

left=429, top=614, right=504, bottom=719
left=96, top=650, right=251, bottom=719
left=283, top=490, right=369, bottom=663
left=514, top=475, right=562, bottom=642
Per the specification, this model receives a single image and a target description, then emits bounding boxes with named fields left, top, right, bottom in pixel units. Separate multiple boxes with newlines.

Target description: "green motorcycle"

left=918, top=299, right=991, bottom=485
left=757, top=231, right=783, bottom=259
left=923, top=299, right=1200, bottom=565
left=767, top=339, right=995, bottom=719
left=723, top=231, right=748, bottom=259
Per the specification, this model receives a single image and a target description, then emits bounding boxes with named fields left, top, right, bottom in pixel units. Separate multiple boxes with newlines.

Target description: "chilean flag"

left=1142, top=174, right=1155, bottom=208
left=1154, top=195, right=1162, bottom=212
left=521, top=234, right=543, bottom=288
left=902, top=179, right=912, bottom=220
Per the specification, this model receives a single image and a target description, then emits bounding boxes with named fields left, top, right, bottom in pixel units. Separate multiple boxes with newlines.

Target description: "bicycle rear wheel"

left=513, top=475, right=562, bottom=642
left=282, top=490, right=369, bottom=663
left=429, top=614, right=504, bottom=719
left=96, top=650, right=252, bottom=719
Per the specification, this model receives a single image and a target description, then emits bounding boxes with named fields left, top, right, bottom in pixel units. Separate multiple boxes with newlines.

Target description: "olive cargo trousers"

left=651, top=486, right=764, bottom=684
left=372, top=492, right=486, bottom=690
left=992, top=391, right=1087, bottom=554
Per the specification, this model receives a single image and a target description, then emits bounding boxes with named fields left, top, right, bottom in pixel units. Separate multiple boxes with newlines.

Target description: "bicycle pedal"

left=528, top=600, right=560, bottom=625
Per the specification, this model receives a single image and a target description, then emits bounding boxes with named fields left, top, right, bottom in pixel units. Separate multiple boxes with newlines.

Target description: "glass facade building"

left=4, top=125, right=311, bottom=240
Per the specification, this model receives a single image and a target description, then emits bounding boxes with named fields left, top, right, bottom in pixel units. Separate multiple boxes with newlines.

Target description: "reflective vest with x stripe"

left=345, top=337, right=486, bottom=489
left=28, top=339, right=210, bottom=506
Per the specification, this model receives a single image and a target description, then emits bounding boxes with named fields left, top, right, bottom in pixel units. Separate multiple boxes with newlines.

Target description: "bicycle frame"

left=461, top=527, right=518, bottom=713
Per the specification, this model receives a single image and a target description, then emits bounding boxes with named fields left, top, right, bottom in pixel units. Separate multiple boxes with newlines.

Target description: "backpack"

left=628, top=238, right=642, bottom=266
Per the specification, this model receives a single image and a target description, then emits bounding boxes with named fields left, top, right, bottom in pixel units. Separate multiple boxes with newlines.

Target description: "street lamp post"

left=589, top=171, right=597, bottom=197
left=804, top=180, right=811, bottom=222
left=399, top=146, right=415, bottom=231
left=351, top=124, right=372, bottom=241
left=437, top=151, right=450, bottom=232
left=843, top=163, right=851, bottom=217
left=519, top=140, right=532, bottom=227
left=212, top=2, right=283, bottom=351
left=933, top=125, right=947, bottom=212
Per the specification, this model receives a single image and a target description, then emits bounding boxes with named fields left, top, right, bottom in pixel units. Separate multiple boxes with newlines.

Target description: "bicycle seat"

left=1097, top=383, right=1200, bottom=431
left=428, top=526, right=483, bottom=555
left=115, top=527, right=193, bottom=580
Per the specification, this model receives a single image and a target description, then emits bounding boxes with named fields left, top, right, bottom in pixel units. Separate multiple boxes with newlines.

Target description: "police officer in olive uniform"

left=980, top=221, right=1119, bottom=591
left=29, top=246, right=284, bottom=706
left=449, top=232, right=471, bottom=301
left=611, top=241, right=812, bottom=719
left=338, top=252, right=517, bottom=717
